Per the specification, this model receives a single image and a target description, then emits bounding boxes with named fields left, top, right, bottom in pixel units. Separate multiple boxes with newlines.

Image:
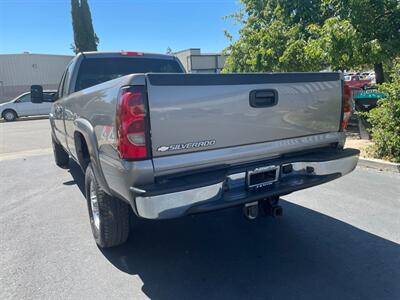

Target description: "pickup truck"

left=344, top=75, right=371, bottom=89
left=31, top=51, right=359, bottom=248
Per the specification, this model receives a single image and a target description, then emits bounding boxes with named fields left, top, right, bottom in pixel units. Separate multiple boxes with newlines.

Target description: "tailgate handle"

left=250, top=89, right=278, bottom=108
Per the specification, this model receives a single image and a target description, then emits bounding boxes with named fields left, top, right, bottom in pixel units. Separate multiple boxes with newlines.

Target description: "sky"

left=0, top=0, right=241, bottom=55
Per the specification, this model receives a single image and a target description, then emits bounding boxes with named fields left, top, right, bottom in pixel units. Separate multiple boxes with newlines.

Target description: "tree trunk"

left=374, top=63, right=385, bottom=84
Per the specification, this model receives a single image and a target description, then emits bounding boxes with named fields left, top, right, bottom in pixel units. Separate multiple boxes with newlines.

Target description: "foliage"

left=330, top=0, right=400, bottom=69
left=384, top=57, right=400, bottom=82
left=223, top=0, right=400, bottom=79
left=71, top=0, right=99, bottom=54
left=366, top=77, right=400, bottom=162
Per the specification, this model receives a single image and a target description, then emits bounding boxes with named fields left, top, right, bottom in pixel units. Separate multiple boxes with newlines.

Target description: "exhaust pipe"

left=243, top=201, right=259, bottom=220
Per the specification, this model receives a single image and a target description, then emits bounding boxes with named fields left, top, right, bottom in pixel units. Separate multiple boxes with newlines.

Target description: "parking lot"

left=1, top=119, right=400, bottom=299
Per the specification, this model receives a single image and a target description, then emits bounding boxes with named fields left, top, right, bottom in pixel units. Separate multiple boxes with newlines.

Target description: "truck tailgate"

left=146, top=73, right=342, bottom=158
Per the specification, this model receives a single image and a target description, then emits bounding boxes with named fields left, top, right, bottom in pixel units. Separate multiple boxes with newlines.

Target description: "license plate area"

left=247, top=165, right=280, bottom=189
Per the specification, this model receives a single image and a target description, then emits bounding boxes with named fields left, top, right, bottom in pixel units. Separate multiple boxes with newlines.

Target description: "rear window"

left=75, top=57, right=184, bottom=91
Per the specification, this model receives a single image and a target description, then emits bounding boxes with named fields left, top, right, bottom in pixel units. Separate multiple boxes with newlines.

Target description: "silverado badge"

left=157, top=140, right=216, bottom=152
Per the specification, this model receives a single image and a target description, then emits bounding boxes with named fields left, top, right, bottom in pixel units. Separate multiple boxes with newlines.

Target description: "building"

left=174, top=48, right=228, bottom=73
left=0, top=50, right=227, bottom=103
left=0, top=53, right=73, bottom=103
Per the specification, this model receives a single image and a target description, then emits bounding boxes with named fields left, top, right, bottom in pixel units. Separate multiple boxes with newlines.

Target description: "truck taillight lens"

left=120, top=51, right=144, bottom=56
left=116, top=86, right=148, bottom=160
left=341, top=83, right=352, bottom=130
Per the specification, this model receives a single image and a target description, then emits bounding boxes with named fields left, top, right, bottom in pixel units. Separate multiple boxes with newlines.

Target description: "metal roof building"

left=174, top=48, right=228, bottom=73
left=0, top=53, right=73, bottom=103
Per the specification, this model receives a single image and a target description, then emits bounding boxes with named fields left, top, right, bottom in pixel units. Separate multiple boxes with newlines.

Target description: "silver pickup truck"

left=31, top=51, right=359, bottom=248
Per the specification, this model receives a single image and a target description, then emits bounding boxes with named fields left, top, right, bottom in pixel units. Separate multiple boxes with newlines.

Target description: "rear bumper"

left=132, top=148, right=359, bottom=219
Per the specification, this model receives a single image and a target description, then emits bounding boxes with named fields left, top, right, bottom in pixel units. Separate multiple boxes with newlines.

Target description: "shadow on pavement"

left=67, top=160, right=85, bottom=195
left=67, top=160, right=400, bottom=300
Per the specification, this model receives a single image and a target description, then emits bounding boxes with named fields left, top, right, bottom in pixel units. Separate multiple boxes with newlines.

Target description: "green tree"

left=328, top=0, right=400, bottom=83
left=71, top=0, right=99, bottom=53
left=366, top=78, right=400, bottom=162
left=224, top=0, right=400, bottom=83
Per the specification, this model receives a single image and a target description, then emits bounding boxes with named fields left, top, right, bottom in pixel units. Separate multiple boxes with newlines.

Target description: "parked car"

left=368, top=73, right=376, bottom=84
left=31, top=51, right=359, bottom=248
left=0, top=90, right=56, bottom=121
left=360, top=72, right=376, bottom=83
left=344, top=75, right=352, bottom=81
left=361, top=72, right=370, bottom=78
left=344, top=75, right=371, bottom=89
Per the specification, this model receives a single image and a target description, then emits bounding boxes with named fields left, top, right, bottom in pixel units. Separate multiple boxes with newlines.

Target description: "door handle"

left=249, top=89, right=278, bottom=108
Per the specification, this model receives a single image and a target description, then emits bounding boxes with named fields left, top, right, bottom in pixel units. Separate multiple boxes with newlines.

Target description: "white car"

left=0, top=91, right=56, bottom=121
left=344, top=75, right=352, bottom=81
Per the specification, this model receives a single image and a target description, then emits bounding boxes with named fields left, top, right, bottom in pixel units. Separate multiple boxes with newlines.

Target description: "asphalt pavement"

left=1, top=120, right=400, bottom=300
left=0, top=118, right=52, bottom=159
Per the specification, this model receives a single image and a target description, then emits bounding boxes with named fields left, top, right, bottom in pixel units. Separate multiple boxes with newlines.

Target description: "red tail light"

left=116, top=86, right=148, bottom=160
left=341, top=83, right=352, bottom=130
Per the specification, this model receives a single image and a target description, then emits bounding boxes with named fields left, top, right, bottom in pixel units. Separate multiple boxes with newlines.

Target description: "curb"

left=358, top=157, right=400, bottom=173
left=0, top=116, right=49, bottom=123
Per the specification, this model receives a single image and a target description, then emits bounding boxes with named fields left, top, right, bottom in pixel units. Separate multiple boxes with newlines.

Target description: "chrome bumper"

left=134, top=151, right=359, bottom=219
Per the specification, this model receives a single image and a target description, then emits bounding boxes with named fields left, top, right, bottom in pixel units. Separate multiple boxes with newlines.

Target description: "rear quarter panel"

left=61, top=74, right=146, bottom=161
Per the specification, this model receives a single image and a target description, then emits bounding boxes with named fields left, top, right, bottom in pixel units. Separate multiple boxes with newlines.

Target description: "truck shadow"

left=68, top=160, right=400, bottom=300
left=67, top=160, right=86, bottom=194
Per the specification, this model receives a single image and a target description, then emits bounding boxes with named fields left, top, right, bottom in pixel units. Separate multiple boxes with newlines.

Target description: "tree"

left=223, top=0, right=400, bottom=83
left=166, top=47, right=173, bottom=54
left=366, top=63, right=400, bottom=162
left=71, top=0, right=99, bottom=53
left=328, top=0, right=400, bottom=83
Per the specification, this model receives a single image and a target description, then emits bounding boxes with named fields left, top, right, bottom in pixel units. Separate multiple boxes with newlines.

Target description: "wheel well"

left=2, top=109, right=17, bottom=118
left=74, top=132, right=90, bottom=171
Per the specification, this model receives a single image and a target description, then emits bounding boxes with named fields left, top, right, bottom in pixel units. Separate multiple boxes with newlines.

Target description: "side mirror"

left=52, top=92, right=59, bottom=102
left=31, top=85, right=44, bottom=103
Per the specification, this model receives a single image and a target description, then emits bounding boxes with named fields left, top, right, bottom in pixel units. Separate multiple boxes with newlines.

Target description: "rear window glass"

left=76, top=57, right=184, bottom=91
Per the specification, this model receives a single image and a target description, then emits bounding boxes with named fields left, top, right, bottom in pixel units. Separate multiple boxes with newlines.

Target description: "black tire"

left=52, top=136, right=69, bottom=168
left=85, top=163, right=130, bottom=248
left=2, top=109, right=17, bottom=122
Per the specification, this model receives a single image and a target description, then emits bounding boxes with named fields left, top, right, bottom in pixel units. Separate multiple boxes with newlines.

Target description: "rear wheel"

left=85, top=163, right=130, bottom=248
left=52, top=136, right=69, bottom=167
left=2, top=110, right=17, bottom=122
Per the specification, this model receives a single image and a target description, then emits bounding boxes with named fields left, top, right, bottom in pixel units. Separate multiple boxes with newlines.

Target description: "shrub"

left=366, top=80, right=400, bottom=162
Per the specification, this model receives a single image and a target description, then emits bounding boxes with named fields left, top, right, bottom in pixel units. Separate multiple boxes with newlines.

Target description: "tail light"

left=341, top=83, right=352, bottom=130
left=116, top=86, right=148, bottom=160
left=120, top=51, right=144, bottom=56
